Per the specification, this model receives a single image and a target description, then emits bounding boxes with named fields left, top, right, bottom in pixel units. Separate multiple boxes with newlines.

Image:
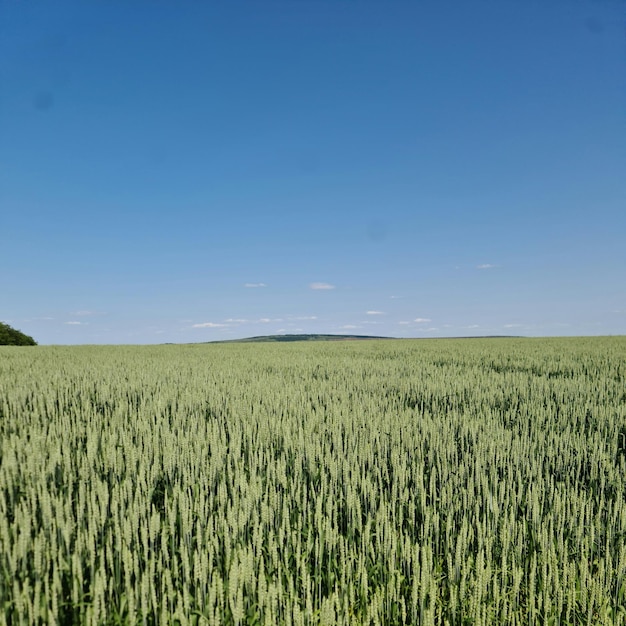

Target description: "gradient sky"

left=2, top=0, right=625, bottom=344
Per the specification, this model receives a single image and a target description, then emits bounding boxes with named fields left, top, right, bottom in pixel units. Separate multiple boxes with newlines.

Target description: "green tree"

left=0, top=322, right=37, bottom=346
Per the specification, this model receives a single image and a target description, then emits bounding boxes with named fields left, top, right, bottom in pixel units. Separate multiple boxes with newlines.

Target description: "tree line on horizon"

left=0, top=322, right=37, bottom=346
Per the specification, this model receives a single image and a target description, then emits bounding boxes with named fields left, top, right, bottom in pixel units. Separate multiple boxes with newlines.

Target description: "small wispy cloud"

left=71, top=310, right=102, bottom=316
left=65, top=321, right=86, bottom=325
left=310, top=282, right=335, bottom=290
left=340, top=324, right=359, bottom=329
left=366, top=310, right=385, bottom=315
left=398, top=321, right=411, bottom=325
left=414, top=318, right=432, bottom=323
left=244, top=283, right=266, bottom=288
left=467, top=324, right=480, bottom=329
left=290, top=315, right=318, bottom=320
left=201, top=317, right=284, bottom=327
left=477, top=264, right=497, bottom=270
left=503, top=323, right=523, bottom=328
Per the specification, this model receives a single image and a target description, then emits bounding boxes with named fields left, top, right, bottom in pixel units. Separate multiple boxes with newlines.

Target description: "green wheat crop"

left=1, top=337, right=625, bottom=624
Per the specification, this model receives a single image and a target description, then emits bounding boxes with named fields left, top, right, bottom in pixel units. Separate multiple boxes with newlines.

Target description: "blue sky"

left=2, top=0, right=625, bottom=344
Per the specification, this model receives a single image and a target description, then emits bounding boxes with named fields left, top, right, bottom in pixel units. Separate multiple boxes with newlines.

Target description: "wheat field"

left=1, top=337, right=625, bottom=624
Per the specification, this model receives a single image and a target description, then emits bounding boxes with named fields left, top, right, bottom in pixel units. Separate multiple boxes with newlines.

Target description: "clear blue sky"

left=2, top=0, right=625, bottom=344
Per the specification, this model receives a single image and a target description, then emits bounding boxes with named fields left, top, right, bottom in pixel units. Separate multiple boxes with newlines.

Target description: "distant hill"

left=204, top=334, right=527, bottom=344
left=211, top=334, right=392, bottom=343
left=0, top=322, right=37, bottom=346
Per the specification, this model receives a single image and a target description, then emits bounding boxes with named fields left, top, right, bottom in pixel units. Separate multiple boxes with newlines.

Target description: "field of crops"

left=1, top=337, right=625, bottom=625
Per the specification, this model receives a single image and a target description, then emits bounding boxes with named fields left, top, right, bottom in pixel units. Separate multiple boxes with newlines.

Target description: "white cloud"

left=309, top=282, right=335, bottom=290
left=477, top=264, right=497, bottom=270
left=203, top=317, right=284, bottom=326
left=503, top=323, right=523, bottom=328
left=71, top=310, right=102, bottom=316
left=398, top=321, right=411, bottom=325
left=290, top=315, right=318, bottom=320
left=244, top=283, right=266, bottom=288
left=467, top=324, right=480, bottom=329
left=366, top=310, right=385, bottom=315
left=414, top=318, right=432, bottom=323
left=340, top=324, right=359, bottom=329
left=65, top=321, right=86, bottom=325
